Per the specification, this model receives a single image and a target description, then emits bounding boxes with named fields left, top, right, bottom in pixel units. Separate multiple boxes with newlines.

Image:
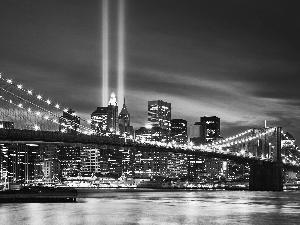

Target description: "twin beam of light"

left=117, top=0, right=125, bottom=107
left=102, top=0, right=109, bottom=107
left=102, top=0, right=125, bottom=108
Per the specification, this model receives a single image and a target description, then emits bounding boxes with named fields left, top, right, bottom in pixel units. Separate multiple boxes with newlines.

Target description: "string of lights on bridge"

left=0, top=73, right=94, bottom=134
left=209, top=127, right=277, bottom=148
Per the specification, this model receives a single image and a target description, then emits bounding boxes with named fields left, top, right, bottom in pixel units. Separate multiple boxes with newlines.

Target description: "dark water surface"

left=1, top=189, right=300, bottom=224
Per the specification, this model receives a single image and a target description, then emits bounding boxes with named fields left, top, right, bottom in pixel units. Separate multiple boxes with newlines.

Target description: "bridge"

left=1, top=73, right=300, bottom=191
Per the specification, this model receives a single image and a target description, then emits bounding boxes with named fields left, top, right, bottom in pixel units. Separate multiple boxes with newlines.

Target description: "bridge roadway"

left=0, top=128, right=299, bottom=170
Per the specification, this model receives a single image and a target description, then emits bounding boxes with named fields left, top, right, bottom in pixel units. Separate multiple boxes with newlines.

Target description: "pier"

left=0, top=187, right=77, bottom=203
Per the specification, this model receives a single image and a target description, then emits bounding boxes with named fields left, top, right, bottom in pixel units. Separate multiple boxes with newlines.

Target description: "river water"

left=1, top=189, right=300, bottom=224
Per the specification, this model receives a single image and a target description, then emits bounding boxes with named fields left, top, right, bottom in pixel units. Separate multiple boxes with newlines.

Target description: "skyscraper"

left=107, top=92, right=118, bottom=133
left=189, top=123, right=206, bottom=145
left=148, top=100, right=171, bottom=141
left=118, top=98, right=131, bottom=135
left=148, top=100, right=171, bottom=129
left=91, top=107, right=108, bottom=134
left=59, top=109, right=80, bottom=134
left=91, top=92, right=119, bottom=135
left=170, top=119, right=188, bottom=143
left=200, top=116, right=221, bottom=143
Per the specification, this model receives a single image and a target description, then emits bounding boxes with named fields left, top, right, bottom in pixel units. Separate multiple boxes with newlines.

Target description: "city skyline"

left=0, top=0, right=300, bottom=144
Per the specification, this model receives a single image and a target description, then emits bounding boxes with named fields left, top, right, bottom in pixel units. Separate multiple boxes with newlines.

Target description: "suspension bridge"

left=0, top=73, right=300, bottom=191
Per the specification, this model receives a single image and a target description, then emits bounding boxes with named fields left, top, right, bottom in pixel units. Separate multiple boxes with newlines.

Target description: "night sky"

left=0, top=0, right=300, bottom=143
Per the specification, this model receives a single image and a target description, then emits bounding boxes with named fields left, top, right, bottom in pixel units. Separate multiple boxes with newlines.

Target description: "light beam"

left=102, top=0, right=109, bottom=106
left=117, top=0, right=125, bottom=109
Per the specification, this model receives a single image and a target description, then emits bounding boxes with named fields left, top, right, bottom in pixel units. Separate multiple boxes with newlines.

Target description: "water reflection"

left=1, top=190, right=300, bottom=224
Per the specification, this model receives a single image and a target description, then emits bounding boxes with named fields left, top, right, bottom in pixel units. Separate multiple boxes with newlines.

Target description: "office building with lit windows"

left=0, top=144, right=41, bottom=183
left=148, top=100, right=171, bottom=130
left=148, top=100, right=171, bottom=141
left=91, top=107, right=108, bottom=134
left=170, top=119, right=188, bottom=143
left=59, top=109, right=80, bottom=134
left=200, top=116, right=221, bottom=143
left=58, top=145, right=81, bottom=177
left=107, top=92, right=118, bottom=133
left=90, top=92, right=119, bottom=135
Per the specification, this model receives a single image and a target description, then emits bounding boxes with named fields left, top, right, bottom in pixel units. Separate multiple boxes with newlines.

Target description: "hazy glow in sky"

left=0, top=0, right=299, bottom=143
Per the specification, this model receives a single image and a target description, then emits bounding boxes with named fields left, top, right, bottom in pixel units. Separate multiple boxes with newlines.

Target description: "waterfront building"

left=187, top=154, right=206, bottom=178
left=41, top=145, right=60, bottom=182
left=81, top=147, right=101, bottom=174
left=58, top=145, right=81, bottom=177
left=0, top=121, right=14, bottom=129
left=205, top=158, right=223, bottom=180
left=59, top=109, right=80, bottom=134
left=80, top=146, right=126, bottom=177
left=0, top=144, right=40, bottom=183
left=170, top=119, right=188, bottom=143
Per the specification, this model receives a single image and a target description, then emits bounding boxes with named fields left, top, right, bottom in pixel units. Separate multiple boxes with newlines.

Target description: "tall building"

left=188, top=123, right=206, bottom=145
left=170, top=119, right=188, bottom=143
left=91, top=107, right=108, bottom=134
left=81, top=147, right=100, bottom=174
left=0, top=144, right=40, bottom=183
left=107, top=92, right=118, bottom=133
left=0, top=121, right=14, bottom=129
left=59, top=109, right=80, bottom=134
left=148, top=100, right=171, bottom=130
left=118, top=98, right=131, bottom=135
left=91, top=92, right=119, bottom=135
left=42, top=145, right=60, bottom=182
left=200, top=116, right=221, bottom=143
left=58, top=145, right=81, bottom=177
left=148, top=100, right=171, bottom=141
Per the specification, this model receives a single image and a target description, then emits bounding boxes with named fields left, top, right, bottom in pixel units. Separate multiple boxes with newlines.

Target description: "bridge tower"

left=249, top=127, right=283, bottom=191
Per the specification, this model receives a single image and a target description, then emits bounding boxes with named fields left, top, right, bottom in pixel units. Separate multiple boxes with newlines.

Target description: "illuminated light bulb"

left=36, top=111, right=40, bottom=116
left=46, top=99, right=51, bottom=105
left=28, top=108, right=31, bottom=112
left=44, top=116, right=49, bottom=120
left=55, top=104, right=60, bottom=109
left=27, top=90, right=33, bottom=95
left=63, top=108, right=68, bottom=112
left=17, top=84, right=22, bottom=89
left=37, top=95, right=42, bottom=100
left=53, top=119, right=58, bottom=123
left=18, top=103, right=23, bottom=108
left=7, top=79, right=12, bottom=84
left=9, top=100, right=12, bottom=103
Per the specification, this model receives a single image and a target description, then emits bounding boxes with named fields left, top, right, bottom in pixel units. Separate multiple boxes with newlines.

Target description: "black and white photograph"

left=0, top=0, right=300, bottom=224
